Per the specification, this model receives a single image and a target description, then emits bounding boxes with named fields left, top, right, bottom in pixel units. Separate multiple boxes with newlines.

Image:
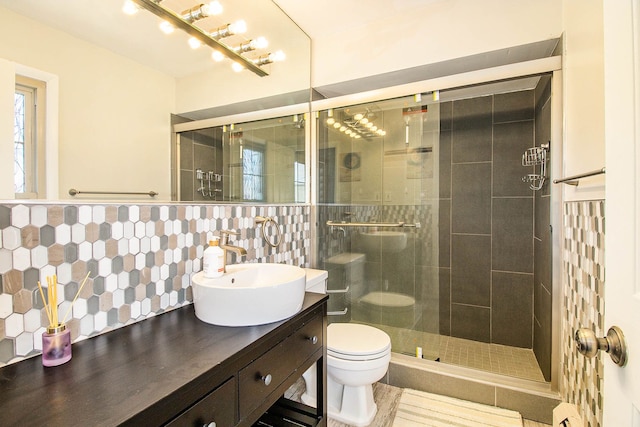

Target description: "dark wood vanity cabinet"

left=168, top=304, right=326, bottom=427
left=0, top=293, right=327, bottom=427
left=166, top=377, right=237, bottom=427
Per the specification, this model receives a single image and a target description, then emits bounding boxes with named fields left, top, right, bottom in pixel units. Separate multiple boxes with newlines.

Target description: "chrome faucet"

left=219, top=230, right=247, bottom=272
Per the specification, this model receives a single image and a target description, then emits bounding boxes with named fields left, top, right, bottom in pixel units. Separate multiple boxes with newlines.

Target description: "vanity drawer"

left=238, top=313, right=323, bottom=419
left=166, top=377, right=236, bottom=427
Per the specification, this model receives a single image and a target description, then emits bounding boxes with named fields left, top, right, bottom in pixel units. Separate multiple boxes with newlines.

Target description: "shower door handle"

left=575, top=326, right=627, bottom=366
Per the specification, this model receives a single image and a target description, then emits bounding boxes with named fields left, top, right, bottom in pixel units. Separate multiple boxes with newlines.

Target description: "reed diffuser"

left=37, top=272, right=89, bottom=367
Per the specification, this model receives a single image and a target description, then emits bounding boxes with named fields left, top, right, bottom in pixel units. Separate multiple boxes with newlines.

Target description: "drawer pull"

left=203, top=423, right=216, bottom=427
left=308, top=335, right=318, bottom=345
left=261, top=374, right=272, bottom=386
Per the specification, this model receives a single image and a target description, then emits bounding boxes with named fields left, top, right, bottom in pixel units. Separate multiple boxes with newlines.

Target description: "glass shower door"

left=316, top=96, right=441, bottom=359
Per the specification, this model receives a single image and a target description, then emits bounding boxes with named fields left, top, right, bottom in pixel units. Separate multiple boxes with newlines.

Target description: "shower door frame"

left=310, top=56, right=564, bottom=392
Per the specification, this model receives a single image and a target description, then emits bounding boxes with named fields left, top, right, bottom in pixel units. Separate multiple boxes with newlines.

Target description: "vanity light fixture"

left=233, top=37, right=269, bottom=54
left=128, top=0, right=272, bottom=77
left=209, top=20, right=248, bottom=39
left=180, top=1, right=222, bottom=23
left=253, top=50, right=286, bottom=66
left=432, top=90, right=440, bottom=101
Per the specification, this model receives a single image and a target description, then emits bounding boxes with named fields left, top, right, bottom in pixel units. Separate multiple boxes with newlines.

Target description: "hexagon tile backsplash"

left=0, top=203, right=311, bottom=366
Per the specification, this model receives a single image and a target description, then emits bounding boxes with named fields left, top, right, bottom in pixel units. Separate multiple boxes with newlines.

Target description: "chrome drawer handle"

left=261, top=374, right=272, bottom=386
left=308, top=335, right=318, bottom=345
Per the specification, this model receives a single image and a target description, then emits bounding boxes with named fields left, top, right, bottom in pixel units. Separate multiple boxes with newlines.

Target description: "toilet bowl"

left=301, top=316, right=391, bottom=426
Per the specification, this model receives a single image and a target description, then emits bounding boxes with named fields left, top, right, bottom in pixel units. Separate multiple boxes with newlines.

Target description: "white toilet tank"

left=304, top=268, right=328, bottom=294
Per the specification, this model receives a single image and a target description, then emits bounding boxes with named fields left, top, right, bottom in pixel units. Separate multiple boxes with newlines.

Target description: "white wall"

left=561, top=0, right=606, bottom=201
left=307, top=0, right=562, bottom=88
left=303, top=0, right=603, bottom=202
left=0, top=6, right=175, bottom=201
left=0, top=59, right=14, bottom=199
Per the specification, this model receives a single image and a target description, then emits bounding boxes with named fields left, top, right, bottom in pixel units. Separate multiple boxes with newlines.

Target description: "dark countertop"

left=0, top=293, right=327, bottom=427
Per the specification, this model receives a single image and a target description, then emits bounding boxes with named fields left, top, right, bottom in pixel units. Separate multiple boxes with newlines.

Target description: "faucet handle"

left=219, top=230, right=239, bottom=245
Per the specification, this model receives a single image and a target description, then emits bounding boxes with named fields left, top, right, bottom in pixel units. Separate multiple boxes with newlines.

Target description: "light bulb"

left=251, top=36, right=268, bottom=50
left=211, top=51, right=225, bottom=62
left=360, top=118, right=369, bottom=125
left=371, top=126, right=378, bottom=132
left=159, top=20, right=175, bottom=34
left=122, top=0, right=139, bottom=15
left=339, top=126, right=346, bottom=132
left=202, top=1, right=223, bottom=16
left=333, top=122, right=341, bottom=129
left=232, top=62, right=244, bottom=72
left=354, top=113, right=364, bottom=121
left=365, top=122, right=373, bottom=128
left=270, top=50, right=286, bottom=62
left=326, top=118, right=335, bottom=125
left=354, top=135, right=361, bottom=139
left=229, top=20, right=247, bottom=35
left=188, top=37, right=202, bottom=49
left=378, top=130, right=386, bottom=136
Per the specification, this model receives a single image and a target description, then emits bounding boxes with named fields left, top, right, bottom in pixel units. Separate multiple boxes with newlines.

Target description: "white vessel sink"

left=359, top=231, right=408, bottom=253
left=192, top=263, right=306, bottom=327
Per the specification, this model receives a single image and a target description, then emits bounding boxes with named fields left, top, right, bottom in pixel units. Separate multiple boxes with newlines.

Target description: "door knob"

left=575, top=326, right=627, bottom=367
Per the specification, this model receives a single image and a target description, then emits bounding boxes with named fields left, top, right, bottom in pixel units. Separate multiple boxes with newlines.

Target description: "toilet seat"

left=328, top=323, right=391, bottom=361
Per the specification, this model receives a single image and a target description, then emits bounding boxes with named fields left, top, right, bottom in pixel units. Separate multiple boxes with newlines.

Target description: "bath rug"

left=392, top=388, right=523, bottom=427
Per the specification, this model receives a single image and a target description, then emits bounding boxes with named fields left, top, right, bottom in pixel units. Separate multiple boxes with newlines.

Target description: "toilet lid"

left=327, top=323, right=391, bottom=359
left=359, top=291, right=415, bottom=308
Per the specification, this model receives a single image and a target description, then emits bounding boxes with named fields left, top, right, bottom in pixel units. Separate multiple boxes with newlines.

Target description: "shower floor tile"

left=439, top=335, right=546, bottom=382
left=358, top=322, right=546, bottom=383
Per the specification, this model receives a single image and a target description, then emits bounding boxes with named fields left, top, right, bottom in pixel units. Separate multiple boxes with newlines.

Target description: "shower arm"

left=326, top=221, right=421, bottom=228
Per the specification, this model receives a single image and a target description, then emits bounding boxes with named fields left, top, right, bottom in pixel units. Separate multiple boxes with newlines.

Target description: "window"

left=14, top=75, right=46, bottom=198
left=242, top=146, right=265, bottom=201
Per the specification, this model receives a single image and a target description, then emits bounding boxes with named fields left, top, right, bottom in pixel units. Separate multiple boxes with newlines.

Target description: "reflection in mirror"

left=0, top=0, right=310, bottom=202
left=177, top=115, right=306, bottom=203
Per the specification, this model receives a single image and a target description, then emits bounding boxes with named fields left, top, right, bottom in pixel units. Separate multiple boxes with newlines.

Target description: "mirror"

left=0, top=0, right=311, bottom=202
left=176, top=114, right=306, bottom=203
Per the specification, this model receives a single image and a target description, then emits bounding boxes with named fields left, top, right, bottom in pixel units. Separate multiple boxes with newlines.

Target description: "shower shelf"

left=521, top=143, right=549, bottom=191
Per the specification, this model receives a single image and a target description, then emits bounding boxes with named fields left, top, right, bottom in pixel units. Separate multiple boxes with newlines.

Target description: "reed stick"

left=62, top=272, right=91, bottom=324
left=37, top=280, right=53, bottom=326
left=52, top=275, right=58, bottom=326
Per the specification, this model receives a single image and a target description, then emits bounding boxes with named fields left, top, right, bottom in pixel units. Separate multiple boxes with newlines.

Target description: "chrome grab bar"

left=328, top=308, right=348, bottom=316
left=553, top=167, right=605, bottom=186
left=326, top=286, right=350, bottom=294
left=326, top=221, right=420, bottom=228
left=69, top=189, right=158, bottom=197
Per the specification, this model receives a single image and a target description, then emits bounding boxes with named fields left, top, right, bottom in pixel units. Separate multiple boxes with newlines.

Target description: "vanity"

left=0, top=293, right=328, bottom=426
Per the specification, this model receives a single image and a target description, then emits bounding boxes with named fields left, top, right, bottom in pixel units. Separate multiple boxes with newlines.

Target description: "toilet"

left=303, top=269, right=392, bottom=427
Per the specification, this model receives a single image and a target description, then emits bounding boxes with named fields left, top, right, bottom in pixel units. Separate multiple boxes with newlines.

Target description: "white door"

left=603, top=1, right=640, bottom=425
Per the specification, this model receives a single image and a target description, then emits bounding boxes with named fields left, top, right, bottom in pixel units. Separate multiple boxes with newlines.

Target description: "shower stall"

left=315, top=74, right=554, bottom=384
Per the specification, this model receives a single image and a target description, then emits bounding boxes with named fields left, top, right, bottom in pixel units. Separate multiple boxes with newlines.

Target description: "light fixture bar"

left=132, top=0, right=268, bottom=77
